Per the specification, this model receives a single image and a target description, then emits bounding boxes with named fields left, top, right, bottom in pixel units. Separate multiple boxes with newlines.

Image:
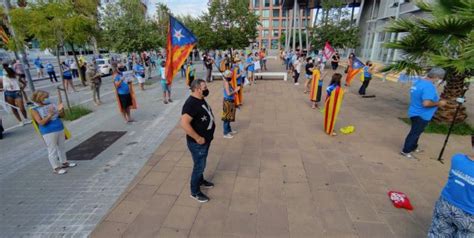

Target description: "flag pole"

left=437, top=83, right=469, bottom=163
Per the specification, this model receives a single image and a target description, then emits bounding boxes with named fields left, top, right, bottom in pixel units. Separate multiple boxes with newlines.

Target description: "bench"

left=211, top=71, right=288, bottom=81
left=254, top=72, right=288, bottom=81
left=211, top=72, right=225, bottom=81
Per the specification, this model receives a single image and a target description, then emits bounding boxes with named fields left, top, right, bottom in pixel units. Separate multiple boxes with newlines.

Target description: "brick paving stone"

left=90, top=59, right=473, bottom=237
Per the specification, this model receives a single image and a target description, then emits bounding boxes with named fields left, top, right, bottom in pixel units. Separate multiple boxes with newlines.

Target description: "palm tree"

left=384, top=0, right=473, bottom=123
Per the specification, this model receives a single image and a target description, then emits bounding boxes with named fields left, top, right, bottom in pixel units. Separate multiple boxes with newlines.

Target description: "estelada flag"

left=323, top=41, right=335, bottom=61
left=165, top=15, right=198, bottom=85
left=345, top=56, right=365, bottom=86
left=0, top=27, right=9, bottom=45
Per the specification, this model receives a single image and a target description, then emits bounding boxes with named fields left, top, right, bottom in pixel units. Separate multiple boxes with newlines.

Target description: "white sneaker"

left=294, top=83, right=300, bottom=85
left=400, top=151, right=414, bottom=159
left=414, top=148, right=424, bottom=153
left=54, top=168, right=67, bottom=175
left=223, top=134, right=234, bottom=139
left=230, top=131, right=238, bottom=135
left=18, top=121, right=24, bottom=127
left=23, top=119, right=32, bottom=125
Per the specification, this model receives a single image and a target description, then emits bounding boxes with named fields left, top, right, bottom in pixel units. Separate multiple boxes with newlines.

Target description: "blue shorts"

left=160, top=80, right=171, bottom=93
left=4, top=90, right=22, bottom=99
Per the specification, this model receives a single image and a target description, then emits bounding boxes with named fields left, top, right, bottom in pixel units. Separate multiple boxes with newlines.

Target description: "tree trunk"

left=56, top=45, right=64, bottom=81
left=433, top=72, right=468, bottom=123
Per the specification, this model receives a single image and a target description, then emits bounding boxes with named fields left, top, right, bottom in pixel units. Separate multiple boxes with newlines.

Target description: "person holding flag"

left=309, top=61, right=327, bottom=109
left=358, top=61, right=376, bottom=95
left=185, top=61, right=196, bottom=88
left=113, top=63, right=137, bottom=123
left=222, top=70, right=241, bottom=139
left=345, top=55, right=364, bottom=87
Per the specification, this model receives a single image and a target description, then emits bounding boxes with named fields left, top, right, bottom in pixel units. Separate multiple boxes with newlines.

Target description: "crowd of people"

left=177, top=50, right=472, bottom=238
left=1, top=46, right=472, bottom=237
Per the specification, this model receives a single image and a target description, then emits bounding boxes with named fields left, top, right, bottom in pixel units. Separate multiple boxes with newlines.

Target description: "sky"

left=148, top=0, right=208, bottom=18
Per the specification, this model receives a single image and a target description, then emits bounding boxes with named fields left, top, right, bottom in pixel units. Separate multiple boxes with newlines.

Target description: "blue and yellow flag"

left=165, top=15, right=198, bottom=85
left=345, top=56, right=365, bottom=86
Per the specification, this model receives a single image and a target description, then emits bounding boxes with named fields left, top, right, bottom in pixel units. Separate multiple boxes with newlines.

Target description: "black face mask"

left=202, top=89, right=210, bottom=97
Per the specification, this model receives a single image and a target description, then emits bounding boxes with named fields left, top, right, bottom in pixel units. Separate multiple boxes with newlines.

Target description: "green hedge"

left=63, top=105, right=92, bottom=121
left=399, top=118, right=474, bottom=135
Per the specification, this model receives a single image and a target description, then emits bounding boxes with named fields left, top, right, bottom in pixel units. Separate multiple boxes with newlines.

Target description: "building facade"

left=249, top=0, right=312, bottom=50
left=356, top=0, right=427, bottom=63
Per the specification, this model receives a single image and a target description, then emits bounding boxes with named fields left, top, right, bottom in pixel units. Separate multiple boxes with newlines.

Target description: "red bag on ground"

left=388, top=191, right=414, bottom=210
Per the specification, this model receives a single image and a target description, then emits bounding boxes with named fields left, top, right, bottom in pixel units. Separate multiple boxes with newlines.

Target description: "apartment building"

left=357, top=0, right=427, bottom=63
left=249, top=0, right=312, bottom=50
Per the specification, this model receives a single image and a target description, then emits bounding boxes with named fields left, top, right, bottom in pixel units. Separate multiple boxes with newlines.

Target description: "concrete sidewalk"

left=91, top=63, right=472, bottom=237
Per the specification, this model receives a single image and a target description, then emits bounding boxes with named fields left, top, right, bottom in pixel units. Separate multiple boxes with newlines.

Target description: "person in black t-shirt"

left=331, top=52, right=340, bottom=71
left=304, top=57, right=315, bottom=93
left=204, top=55, right=214, bottom=82
left=181, top=79, right=216, bottom=203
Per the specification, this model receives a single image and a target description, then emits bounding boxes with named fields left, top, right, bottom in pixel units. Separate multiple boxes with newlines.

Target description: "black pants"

left=294, top=71, right=300, bottom=83
left=48, top=71, right=58, bottom=82
left=331, top=62, right=338, bottom=70
left=402, top=116, right=429, bottom=153
left=358, top=77, right=371, bottom=95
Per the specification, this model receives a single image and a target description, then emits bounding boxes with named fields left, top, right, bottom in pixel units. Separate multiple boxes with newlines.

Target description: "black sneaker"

left=201, top=180, right=214, bottom=188
left=190, top=192, right=209, bottom=203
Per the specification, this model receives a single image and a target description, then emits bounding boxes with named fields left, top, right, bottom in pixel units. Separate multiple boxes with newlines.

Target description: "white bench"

left=211, top=71, right=288, bottom=81
left=254, top=72, right=288, bottom=81
left=211, top=72, right=225, bottom=81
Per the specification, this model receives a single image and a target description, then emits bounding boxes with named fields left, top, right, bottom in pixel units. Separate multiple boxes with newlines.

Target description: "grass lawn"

left=63, top=105, right=92, bottom=121
left=399, top=118, right=474, bottom=135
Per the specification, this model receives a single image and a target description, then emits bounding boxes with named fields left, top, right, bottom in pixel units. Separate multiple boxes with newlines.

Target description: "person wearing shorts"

left=160, top=62, right=172, bottom=104
left=245, top=53, right=255, bottom=85
left=1, top=64, right=30, bottom=126
left=61, top=62, right=76, bottom=92
left=114, top=64, right=134, bottom=123
left=133, top=61, right=146, bottom=91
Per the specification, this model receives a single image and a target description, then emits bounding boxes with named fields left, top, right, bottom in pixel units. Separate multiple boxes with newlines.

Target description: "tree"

left=192, top=0, right=259, bottom=50
left=310, top=0, right=360, bottom=51
left=311, top=19, right=360, bottom=50
left=100, top=0, right=162, bottom=55
left=383, top=0, right=473, bottom=123
left=10, top=0, right=98, bottom=83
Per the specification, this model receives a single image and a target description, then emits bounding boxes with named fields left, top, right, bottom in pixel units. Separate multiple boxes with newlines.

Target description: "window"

left=282, top=10, right=287, bottom=17
left=262, top=39, right=269, bottom=48
left=271, top=39, right=279, bottom=49
left=302, top=8, right=311, bottom=17
left=262, top=30, right=269, bottom=37
left=262, top=20, right=270, bottom=27
left=272, top=30, right=279, bottom=37
left=281, top=19, right=287, bottom=27
left=272, top=9, right=280, bottom=17
left=255, top=10, right=260, bottom=16
left=253, top=0, right=260, bottom=8
left=262, top=10, right=270, bottom=17
left=273, top=0, right=280, bottom=6
left=272, top=20, right=280, bottom=28
left=264, top=0, right=270, bottom=7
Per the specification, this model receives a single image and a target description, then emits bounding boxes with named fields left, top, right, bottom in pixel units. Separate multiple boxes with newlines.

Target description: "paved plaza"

left=90, top=62, right=472, bottom=238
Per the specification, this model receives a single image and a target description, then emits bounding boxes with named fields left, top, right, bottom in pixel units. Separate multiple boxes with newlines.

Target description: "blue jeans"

left=187, top=141, right=211, bottom=195
left=223, top=121, right=232, bottom=135
left=402, top=116, right=430, bottom=153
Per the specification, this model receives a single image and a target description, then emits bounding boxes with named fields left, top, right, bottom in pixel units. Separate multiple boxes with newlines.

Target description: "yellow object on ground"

left=340, top=125, right=355, bottom=134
